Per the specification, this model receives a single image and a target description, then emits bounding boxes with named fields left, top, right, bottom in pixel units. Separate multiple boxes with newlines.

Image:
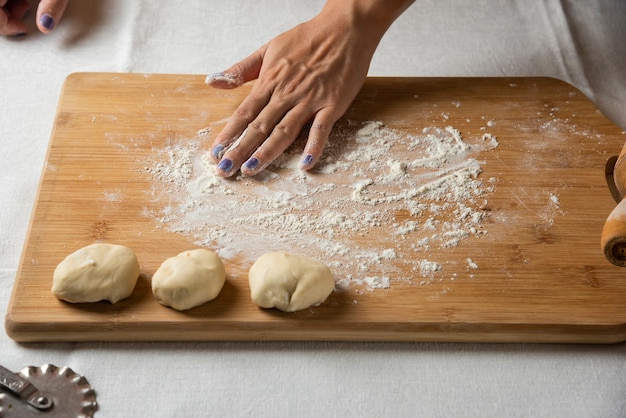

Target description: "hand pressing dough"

left=52, top=243, right=140, bottom=304
left=249, top=252, right=335, bottom=312
left=151, top=249, right=225, bottom=311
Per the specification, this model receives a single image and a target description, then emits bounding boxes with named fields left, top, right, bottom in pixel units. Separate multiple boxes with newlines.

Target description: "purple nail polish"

left=211, top=144, right=225, bottom=160
left=217, top=158, right=233, bottom=173
left=40, top=14, right=55, bottom=30
left=243, top=157, right=259, bottom=171
left=302, top=154, right=314, bottom=166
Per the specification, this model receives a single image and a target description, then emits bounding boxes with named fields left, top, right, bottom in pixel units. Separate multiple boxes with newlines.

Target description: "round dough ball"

left=52, top=243, right=140, bottom=304
left=249, top=252, right=335, bottom=312
left=151, top=249, right=225, bottom=311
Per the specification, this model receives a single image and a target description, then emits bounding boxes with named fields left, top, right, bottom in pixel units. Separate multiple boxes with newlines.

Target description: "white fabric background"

left=1, top=1, right=625, bottom=416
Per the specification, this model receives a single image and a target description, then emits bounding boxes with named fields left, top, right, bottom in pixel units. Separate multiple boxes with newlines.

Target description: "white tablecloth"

left=2, top=1, right=625, bottom=416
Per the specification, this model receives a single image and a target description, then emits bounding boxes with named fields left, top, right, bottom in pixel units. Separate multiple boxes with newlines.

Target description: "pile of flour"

left=143, top=120, right=498, bottom=291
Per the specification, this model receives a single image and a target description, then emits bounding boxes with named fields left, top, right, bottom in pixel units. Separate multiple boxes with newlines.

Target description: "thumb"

left=205, top=44, right=267, bottom=89
left=36, top=0, right=68, bottom=33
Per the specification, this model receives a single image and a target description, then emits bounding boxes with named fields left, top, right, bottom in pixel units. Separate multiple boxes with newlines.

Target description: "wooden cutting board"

left=6, top=72, right=626, bottom=343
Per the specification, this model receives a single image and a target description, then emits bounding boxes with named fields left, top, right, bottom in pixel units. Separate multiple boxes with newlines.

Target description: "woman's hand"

left=207, top=0, right=414, bottom=177
left=0, top=0, right=68, bottom=36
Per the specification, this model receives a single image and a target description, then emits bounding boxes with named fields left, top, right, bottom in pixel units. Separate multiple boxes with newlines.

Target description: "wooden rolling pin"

left=601, top=144, right=626, bottom=266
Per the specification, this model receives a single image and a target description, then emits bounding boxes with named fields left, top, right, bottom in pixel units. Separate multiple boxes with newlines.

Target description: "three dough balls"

left=52, top=244, right=334, bottom=312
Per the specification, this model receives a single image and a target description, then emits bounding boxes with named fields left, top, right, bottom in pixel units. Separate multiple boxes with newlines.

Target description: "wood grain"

left=5, top=73, right=626, bottom=343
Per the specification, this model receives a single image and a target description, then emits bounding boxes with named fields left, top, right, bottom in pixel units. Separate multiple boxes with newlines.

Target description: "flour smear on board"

left=143, top=120, right=499, bottom=292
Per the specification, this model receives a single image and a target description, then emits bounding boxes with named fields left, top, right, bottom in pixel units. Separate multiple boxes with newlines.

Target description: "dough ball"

left=248, top=252, right=335, bottom=312
left=151, top=249, right=225, bottom=311
left=52, top=243, right=140, bottom=304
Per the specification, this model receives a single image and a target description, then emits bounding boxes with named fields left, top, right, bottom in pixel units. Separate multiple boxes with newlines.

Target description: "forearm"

left=318, top=0, right=414, bottom=38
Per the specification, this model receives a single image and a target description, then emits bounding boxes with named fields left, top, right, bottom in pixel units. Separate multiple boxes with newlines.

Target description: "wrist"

left=319, top=0, right=414, bottom=36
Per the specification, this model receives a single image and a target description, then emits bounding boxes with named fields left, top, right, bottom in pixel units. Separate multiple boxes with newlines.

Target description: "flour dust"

left=143, top=121, right=499, bottom=292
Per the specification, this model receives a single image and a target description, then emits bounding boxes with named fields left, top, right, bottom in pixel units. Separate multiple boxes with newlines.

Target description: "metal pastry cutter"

left=0, top=363, right=97, bottom=417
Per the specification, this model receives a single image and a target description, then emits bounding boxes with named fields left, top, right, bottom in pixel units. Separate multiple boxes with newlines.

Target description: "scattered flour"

left=467, top=258, right=479, bottom=270
left=143, top=120, right=499, bottom=291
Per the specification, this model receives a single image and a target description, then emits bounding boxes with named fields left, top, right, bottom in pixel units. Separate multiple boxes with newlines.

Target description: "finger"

left=205, top=45, right=267, bottom=89
left=215, top=98, right=291, bottom=178
left=240, top=105, right=313, bottom=177
left=36, top=0, right=68, bottom=33
left=0, top=10, right=10, bottom=34
left=300, top=108, right=338, bottom=171
left=208, top=83, right=273, bottom=162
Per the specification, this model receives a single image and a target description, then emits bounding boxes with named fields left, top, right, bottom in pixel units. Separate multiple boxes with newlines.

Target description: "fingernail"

left=217, top=158, right=233, bottom=173
left=40, top=14, right=55, bottom=30
left=301, top=154, right=314, bottom=167
left=243, top=157, right=259, bottom=171
left=211, top=144, right=225, bottom=160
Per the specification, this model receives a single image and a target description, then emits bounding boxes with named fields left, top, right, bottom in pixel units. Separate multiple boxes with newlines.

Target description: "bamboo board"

left=6, top=72, right=626, bottom=343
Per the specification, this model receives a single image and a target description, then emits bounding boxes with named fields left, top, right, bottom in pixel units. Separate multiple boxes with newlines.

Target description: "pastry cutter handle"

left=0, top=364, right=53, bottom=410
